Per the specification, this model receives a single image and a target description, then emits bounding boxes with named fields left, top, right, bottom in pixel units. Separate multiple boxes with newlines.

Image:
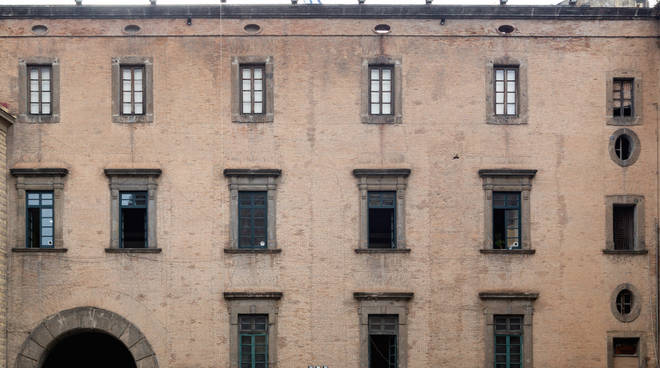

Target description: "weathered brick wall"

left=0, top=14, right=657, bottom=367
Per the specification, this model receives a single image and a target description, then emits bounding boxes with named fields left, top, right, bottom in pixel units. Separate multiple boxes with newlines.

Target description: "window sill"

left=360, top=114, right=402, bottom=124
left=355, top=248, right=411, bottom=254
left=602, top=249, right=648, bottom=255
left=112, top=114, right=153, bottom=124
left=232, top=113, right=274, bottom=123
left=12, top=247, right=67, bottom=253
left=480, top=249, right=535, bottom=254
left=17, top=114, right=60, bottom=124
left=606, top=116, right=641, bottom=126
left=486, top=116, right=527, bottom=125
left=224, top=248, right=282, bottom=254
left=105, top=248, right=162, bottom=253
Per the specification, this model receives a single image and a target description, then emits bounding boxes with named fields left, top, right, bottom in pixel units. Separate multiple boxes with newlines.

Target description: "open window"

left=368, top=315, right=398, bottom=368
left=368, top=191, right=396, bottom=248
left=492, top=192, right=521, bottom=250
left=607, top=332, right=645, bottom=368
left=606, top=70, right=642, bottom=126
left=119, top=191, right=148, bottom=248
left=26, top=191, right=54, bottom=248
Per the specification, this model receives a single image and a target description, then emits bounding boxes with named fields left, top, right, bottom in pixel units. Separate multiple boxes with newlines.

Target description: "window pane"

left=41, top=104, right=50, bottom=114
left=507, top=81, right=515, bottom=92
left=28, top=193, right=40, bottom=200
left=371, top=104, right=379, bottom=114
left=30, top=80, right=39, bottom=92
left=242, top=80, right=251, bottom=91
left=134, top=68, right=143, bottom=80
left=123, top=104, right=132, bottom=114
left=495, top=93, right=504, bottom=103
left=42, top=193, right=53, bottom=199
left=371, top=92, right=379, bottom=103
left=382, top=69, right=391, bottom=80
left=371, top=69, right=379, bottom=80
left=28, top=199, right=40, bottom=206
left=243, top=92, right=251, bottom=103
left=41, top=237, right=53, bottom=246
left=382, top=92, right=391, bottom=103
left=382, top=81, right=391, bottom=92
left=254, top=103, right=263, bottom=114
left=134, top=104, right=143, bottom=114
left=42, top=209, right=52, bottom=217
left=507, top=92, right=515, bottom=103
left=495, top=104, right=504, bottom=115
left=242, top=103, right=251, bottom=114
left=134, top=92, right=143, bottom=103
left=134, top=79, right=143, bottom=92
left=495, top=82, right=504, bottom=92
left=254, top=91, right=263, bottom=103
left=123, top=81, right=132, bottom=91
left=30, top=104, right=40, bottom=114
left=122, top=69, right=132, bottom=79
left=30, top=69, right=39, bottom=79
left=31, top=92, right=40, bottom=103
left=123, top=92, right=132, bottom=102
left=42, top=227, right=53, bottom=236
left=622, top=81, right=632, bottom=99
left=507, top=104, right=516, bottom=115
left=253, top=68, right=263, bottom=79
left=382, top=104, right=391, bottom=114
left=41, top=80, right=50, bottom=91
left=254, top=80, right=263, bottom=91
left=495, top=70, right=504, bottom=81
left=242, top=69, right=251, bottom=79
left=371, top=81, right=380, bottom=92
left=507, top=69, right=516, bottom=81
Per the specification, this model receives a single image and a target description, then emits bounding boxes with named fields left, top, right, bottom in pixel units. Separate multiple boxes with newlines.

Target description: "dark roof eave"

left=0, top=5, right=655, bottom=20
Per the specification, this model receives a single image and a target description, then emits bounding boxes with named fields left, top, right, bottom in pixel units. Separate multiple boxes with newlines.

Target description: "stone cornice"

left=478, top=292, right=539, bottom=300
left=10, top=168, right=68, bottom=177
left=103, top=168, right=162, bottom=177
left=353, top=292, right=414, bottom=301
left=223, top=292, right=283, bottom=300
left=223, top=169, right=281, bottom=177
left=478, top=169, right=537, bottom=178
left=353, top=169, right=411, bottom=178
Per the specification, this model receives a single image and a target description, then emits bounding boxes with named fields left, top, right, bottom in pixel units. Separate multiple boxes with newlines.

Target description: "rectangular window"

left=238, top=191, right=268, bottom=248
left=120, top=66, right=145, bottom=115
left=240, top=65, right=265, bottom=115
left=494, top=315, right=523, bottom=368
left=28, top=65, right=52, bottom=115
left=613, top=205, right=635, bottom=250
left=613, top=78, right=634, bottom=118
left=26, top=191, right=54, bottom=248
left=613, top=338, right=639, bottom=368
left=494, top=67, right=517, bottom=116
left=239, top=315, right=268, bottom=368
left=369, top=66, right=393, bottom=115
left=119, top=191, right=147, bottom=248
left=493, top=192, right=521, bottom=250
left=368, top=191, right=396, bottom=249
left=368, top=315, right=398, bottom=368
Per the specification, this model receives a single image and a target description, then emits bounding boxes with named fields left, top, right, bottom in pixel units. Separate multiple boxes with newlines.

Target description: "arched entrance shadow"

left=15, top=306, right=159, bottom=368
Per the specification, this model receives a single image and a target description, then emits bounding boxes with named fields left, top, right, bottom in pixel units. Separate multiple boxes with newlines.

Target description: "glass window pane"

left=122, top=69, right=132, bottom=79
left=507, top=104, right=516, bottom=115
left=30, top=69, right=39, bottom=79
left=41, top=199, right=53, bottom=206
left=42, top=227, right=53, bottom=236
left=254, top=91, right=263, bottom=103
left=42, top=209, right=53, bottom=217
left=123, top=81, right=132, bottom=91
left=382, top=69, right=391, bottom=80
left=42, top=104, right=50, bottom=114
left=41, top=237, right=53, bottom=246
left=30, top=81, right=39, bottom=91
left=30, top=104, right=39, bottom=114
left=254, top=103, right=263, bottom=114
left=134, top=104, right=143, bottom=114
left=382, top=81, right=391, bottom=92
left=495, top=70, right=504, bottom=81
left=371, top=81, right=379, bottom=92
left=134, top=69, right=143, bottom=80
left=44, top=218, right=53, bottom=226
left=507, top=69, right=516, bottom=81
left=370, top=69, right=379, bottom=80
left=382, top=92, right=391, bottom=103
left=134, top=79, right=143, bottom=92
left=253, top=68, right=263, bottom=79
left=371, top=104, right=380, bottom=114
left=123, top=92, right=132, bottom=102
left=41, top=67, right=50, bottom=79
left=242, top=80, right=251, bottom=91
left=495, top=104, right=504, bottom=115
left=134, top=92, right=143, bottom=103
left=371, top=92, right=379, bottom=103
left=495, top=82, right=504, bottom=92
left=507, top=92, right=515, bottom=103
left=496, top=93, right=504, bottom=103
left=242, top=92, right=251, bottom=103
left=242, top=103, right=251, bottom=114
left=41, top=80, right=50, bottom=91
left=28, top=200, right=40, bottom=206
left=507, top=81, right=515, bottom=92
left=382, top=103, right=391, bottom=114
left=254, top=80, right=262, bottom=91
left=123, top=104, right=132, bottom=114
left=41, top=193, right=53, bottom=199
left=242, top=69, right=251, bottom=79
left=28, top=193, right=40, bottom=199
left=31, top=92, right=40, bottom=102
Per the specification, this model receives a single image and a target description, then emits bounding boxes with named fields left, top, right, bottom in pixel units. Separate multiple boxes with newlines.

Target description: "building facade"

left=0, top=3, right=658, bottom=368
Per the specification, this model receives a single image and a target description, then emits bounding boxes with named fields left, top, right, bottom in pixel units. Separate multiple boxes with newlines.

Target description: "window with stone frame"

left=361, top=56, right=402, bottom=124
left=224, top=169, right=281, bottom=252
left=11, top=168, right=68, bottom=251
left=224, top=292, right=281, bottom=368
left=606, top=71, right=642, bottom=126
left=610, top=283, right=641, bottom=323
left=353, top=169, right=410, bottom=252
left=485, top=57, right=528, bottom=125
left=111, top=57, right=153, bottom=123
left=604, top=195, right=646, bottom=254
left=607, top=332, right=646, bottom=368
left=494, top=66, right=518, bottom=116
left=478, top=169, right=536, bottom=253
left=104, top=169, right=161, bottom=252
left=231, top=57, right=274, bottom=123
left=480, top=292, right=537, bottom=368
left=354, top=292, right=413, bottom=368
left=18, top=57, right=60, bottom=123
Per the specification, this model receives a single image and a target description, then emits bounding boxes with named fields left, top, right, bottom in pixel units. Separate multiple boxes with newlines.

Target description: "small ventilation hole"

left=31, top=25, right=48, bottom=35
left=124, top=24, right=141, bottom=33
left=244, top=24, right=261, bottom=33
left=374, top=24, right=391, bottom=34
left=498, top=25, right=515, bottom=34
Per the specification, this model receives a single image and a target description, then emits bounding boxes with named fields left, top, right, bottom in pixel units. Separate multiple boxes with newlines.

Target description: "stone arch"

left=15, top=306, right=158, bottom=368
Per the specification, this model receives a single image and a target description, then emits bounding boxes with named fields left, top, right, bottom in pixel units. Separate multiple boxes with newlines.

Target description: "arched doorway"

left=16, top=307, right=158, bottom=368
left=42, top=330, right=137, bottom=368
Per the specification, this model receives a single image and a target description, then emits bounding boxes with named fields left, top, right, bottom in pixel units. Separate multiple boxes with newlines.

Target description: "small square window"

left=119, top=191, right=148, bottom=248
left=26, top=191, right=54, bottom=248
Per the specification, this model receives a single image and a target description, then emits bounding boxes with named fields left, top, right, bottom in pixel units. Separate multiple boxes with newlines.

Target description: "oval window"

left=244, top=24, right=261, bottom=33
left=124, top=24, right=141, bottom=33
left=498, top=25, right=515, bottom=34
left=31, top=25, right=48, bottom=35
left=616, top=289, right=633, bottom=315
left=374, top=24, right=391, bottom=34
left=609, top=129, right=640, bottom=167
left=615, top=134, right=632, bottom=160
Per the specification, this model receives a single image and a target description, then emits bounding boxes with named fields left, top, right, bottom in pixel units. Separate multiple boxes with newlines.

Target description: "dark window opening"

left=26, top=191, right=54, bottom=248
left=613, top=78, right=634, bottom=117
left=369, top=315, right=398, bottom=368
left=494, top=316, right=523, bottom=368
left=239, top=315, right=268, bottom=368
left=613, top=338, right=639, bottom=356
left=613, top=205, right=634, bottom=250
left=616, top=290, right=633, bottom=315
left=42, top=331, right=136, bottom=368
left=493, top=192, right=521, bottom=249
left=120, top=191, right=147, bottom=248
left=368, top=191, right=396, bottom=248
left=238, top=191, right=267, bottom=248
left=614, top=135, right=632, bottom=161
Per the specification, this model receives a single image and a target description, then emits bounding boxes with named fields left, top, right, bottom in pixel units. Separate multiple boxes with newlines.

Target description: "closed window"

left=368, top=315, right=398, bottom=368
left=493, top=192, right=521, bottom=250
left=240, top=65, right=265, bottom=115
left=494, top=316, right=523, bottom=368
left=613, top=205, right=634, bottom=250
left=28, top=65, right=52, bottom=115
left=494, top=67, right=517, bottom=116
left=369, top=66, right=393, bottom=115
left=613, top=78, right=634, bottom=118
left=239, top=315, right=268, bottom=368
left=26, top=191, right=54, bottom=248
left=239, top=191, right=268, bottom=248
left=119, top=191, right=148, bottom=248
left=120, top=66, right=145, bottom=115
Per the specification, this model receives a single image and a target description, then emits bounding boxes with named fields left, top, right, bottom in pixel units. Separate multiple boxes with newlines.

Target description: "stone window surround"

left=104, top=168, right=161, bottom=252
left=10, top=168, right=68, bottom=252
left=223, top=169, right=281, bottom=253
left=361, top=55, right=403, bottom=124
left=231, top=56, right=274, bottom=123
left=609, top=128, right=641, bottom=168
left=353, top=169, right=410, bottom=252
left=485, top=56, right=528, bottom=125
left=603, top=195, right=646, bottom=255
left=18, top=57, right=60, bottom=124
left=479, top=292, right=538, bottom=368
left=354, top=292, right=413, bottom=368
left=606, top=70, right=642, bottom=126
left=224, top=292, right=282, bottom=368
left=111, top=56, right=154, bottom=123
left=606, top=330, right=647, bottom=368
left=478, top=169, right=536, bottom=254
left=610, top=283, right=641, bottom=323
